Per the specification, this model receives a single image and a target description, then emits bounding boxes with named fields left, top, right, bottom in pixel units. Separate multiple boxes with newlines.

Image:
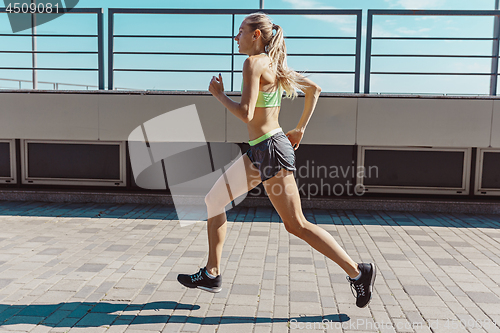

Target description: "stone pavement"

left=0, top=201, right=499, bottom=333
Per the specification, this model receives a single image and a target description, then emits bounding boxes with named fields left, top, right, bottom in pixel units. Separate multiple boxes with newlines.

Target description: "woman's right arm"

left=209, top=57, right=261, bottom=123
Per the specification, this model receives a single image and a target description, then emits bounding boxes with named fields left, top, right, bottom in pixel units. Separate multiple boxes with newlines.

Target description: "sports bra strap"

left=240, top=81, right=282, bottom=108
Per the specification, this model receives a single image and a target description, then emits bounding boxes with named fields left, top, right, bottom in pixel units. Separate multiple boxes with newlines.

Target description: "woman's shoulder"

left=243, top=54, right=269, bottom=73
left=246, top=53, right=270, bottom=64
left=245, top=54, right=271, bottom=70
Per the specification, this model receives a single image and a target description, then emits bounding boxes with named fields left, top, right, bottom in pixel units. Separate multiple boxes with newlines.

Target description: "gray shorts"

left=246, top=130, right=296, bottom=182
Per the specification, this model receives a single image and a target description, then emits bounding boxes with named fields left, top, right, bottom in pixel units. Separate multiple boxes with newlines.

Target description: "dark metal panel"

left=481, top=151, right=500, bottom=188
left=0, top=143, right=10, bottom=178
left=27, top=143, right=120, bottom=180
left=363, top=149, right=464, bottom=188
left=294, top=145, right=357, bottom=197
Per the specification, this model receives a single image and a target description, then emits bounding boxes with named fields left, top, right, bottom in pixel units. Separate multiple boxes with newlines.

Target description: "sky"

left=0, top=0, right=499, bottom=94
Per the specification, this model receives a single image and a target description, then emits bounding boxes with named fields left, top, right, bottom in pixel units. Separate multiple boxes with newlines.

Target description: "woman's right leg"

left=204, top=153, right=261, bottom=276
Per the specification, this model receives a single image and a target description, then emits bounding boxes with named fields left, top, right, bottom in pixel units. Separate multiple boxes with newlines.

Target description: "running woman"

left=178, top=12, right=376, bottom=308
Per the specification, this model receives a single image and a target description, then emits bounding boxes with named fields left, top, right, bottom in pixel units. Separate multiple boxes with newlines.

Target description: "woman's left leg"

left=262, top=168, right=376, bottom=308
left=262, top=169, right=359, bottom=278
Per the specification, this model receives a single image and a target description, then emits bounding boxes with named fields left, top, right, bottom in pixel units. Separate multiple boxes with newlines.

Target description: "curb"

left=0, top=189, right=499, bottom=214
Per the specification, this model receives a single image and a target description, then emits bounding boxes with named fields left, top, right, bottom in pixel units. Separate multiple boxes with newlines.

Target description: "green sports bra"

left=241, top=81, right=283, bottom=108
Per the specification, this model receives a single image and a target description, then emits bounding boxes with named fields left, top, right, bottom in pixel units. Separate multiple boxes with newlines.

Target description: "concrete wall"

left=0, top=92, right=497, bottom=148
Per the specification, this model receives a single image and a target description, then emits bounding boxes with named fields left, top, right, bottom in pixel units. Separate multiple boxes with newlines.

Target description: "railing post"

left=108, top=9, right=114, bottom=90
left=97, top=8, right=105, bottom=90
left=354, top=11, right=362, bottom=93
left=231, top=14, right=235, bottom=92
left=31, top=0, right=37, bottom=89
left=490, top=4, right=500, bottom=95
left=364, top=10, right=373, bottom=94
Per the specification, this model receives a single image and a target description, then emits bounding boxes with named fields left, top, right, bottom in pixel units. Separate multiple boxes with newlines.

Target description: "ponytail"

left=267, top=23, right=303, bottom=99
left=244, top=13, right=304, bottom=99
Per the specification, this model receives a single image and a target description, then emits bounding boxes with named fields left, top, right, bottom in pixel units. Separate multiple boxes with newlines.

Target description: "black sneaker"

left=347, top=263, right=376, bottom=308
left=177, top=267, right=222, bottom=293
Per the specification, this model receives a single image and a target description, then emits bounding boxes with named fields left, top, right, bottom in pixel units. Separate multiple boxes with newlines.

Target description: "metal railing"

left=0, top=77, right=137, bottom=90
left=2, top=8, right=500, bottom=95
left=0, top=7, right=105, bottom=89
left=107, top=9, right=363, bottom=92
left=364, top=9, right=500, bottom=95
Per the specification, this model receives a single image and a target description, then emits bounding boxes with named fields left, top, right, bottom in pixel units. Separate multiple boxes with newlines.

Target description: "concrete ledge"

left=3, top=89, right=500, bottom=100
left=0, top=189, right=499, bottom=215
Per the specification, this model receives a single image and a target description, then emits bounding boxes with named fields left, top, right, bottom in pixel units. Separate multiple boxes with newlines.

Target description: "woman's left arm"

left=286, top=73, right=322, bottom=150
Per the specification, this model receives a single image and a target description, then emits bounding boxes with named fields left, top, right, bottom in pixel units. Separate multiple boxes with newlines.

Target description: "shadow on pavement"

left=0, top=201, right=499, bottom=229
left=0, top=301, right=349, bottom=327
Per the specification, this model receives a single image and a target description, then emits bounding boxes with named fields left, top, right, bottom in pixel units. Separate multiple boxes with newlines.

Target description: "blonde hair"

left=243, top=12, right=303, bottom=99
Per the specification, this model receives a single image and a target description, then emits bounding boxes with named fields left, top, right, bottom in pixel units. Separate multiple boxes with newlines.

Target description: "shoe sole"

left=177, top=277, right=222, bottom=293
left=359, top=263, right=376, bottom=308
left=198, top=285, right=222, bottom=293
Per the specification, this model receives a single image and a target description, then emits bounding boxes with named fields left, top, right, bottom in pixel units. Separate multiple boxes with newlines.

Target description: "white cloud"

left=372, top=25, right=398, bottom=37
left=450, top=61, right=490, bottom=73
left=282, top=0, right=324, bottom=8
left=414, top=16, right=441, bottom=21
left=304, top=14, right=357, bottom=34
left=396, top=27, right=431, bottom=35
left=282, top=0, right=357, bottom=34
left=384, top=0, right=446, bottom=9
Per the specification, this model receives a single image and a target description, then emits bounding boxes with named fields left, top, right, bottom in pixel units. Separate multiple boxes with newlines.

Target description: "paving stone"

left=290, top=291, right=319, bottom=303
left=76, top=264, right=106, bottom=273
left=432, top=258, right=461, bottom=266
left=230, top=284, right=260, bottom=295
left=105, top=245, right=131, bottom=252
left=289, top=257, right=313, bottom=265
left=403, top=285, right=436, bottom=296
left=160, top=238, right=182, bottom=244
left=181, top=251, right=206, bottom=258
left=38, top=248, right=67, bottom=256
left=133, top=225, right=156, bottom=230
left=466, top=292, right=500, bottom=304
left=0, top=278, right=14, bottom=288
left=383, top=253, right=408, bottom=261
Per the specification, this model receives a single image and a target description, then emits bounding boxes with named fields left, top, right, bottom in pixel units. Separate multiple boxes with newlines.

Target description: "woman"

left=178, top=12, right=375, bottom=308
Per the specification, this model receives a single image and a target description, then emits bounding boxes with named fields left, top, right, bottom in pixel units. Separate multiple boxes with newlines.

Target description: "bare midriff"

left=247, top=105, right=281, bottom=142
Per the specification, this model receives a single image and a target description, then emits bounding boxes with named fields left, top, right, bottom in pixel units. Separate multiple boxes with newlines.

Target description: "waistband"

left=248, top=127, right=282, bottom=146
